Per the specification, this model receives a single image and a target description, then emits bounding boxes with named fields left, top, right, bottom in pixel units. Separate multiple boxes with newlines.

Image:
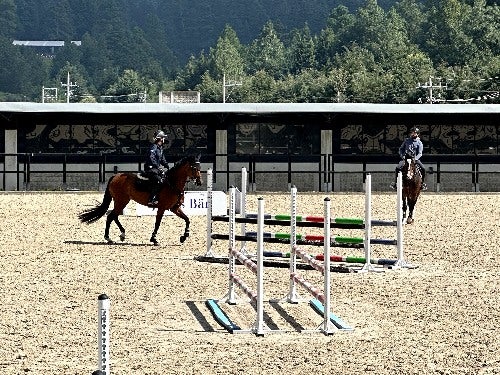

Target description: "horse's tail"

left=78, top=176, right=114, bottom=224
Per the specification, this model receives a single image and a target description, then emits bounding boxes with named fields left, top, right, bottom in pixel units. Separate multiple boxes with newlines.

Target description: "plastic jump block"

left=309, top=299, right=354, bottom=331
left=206, top=299, right=241, bottom=333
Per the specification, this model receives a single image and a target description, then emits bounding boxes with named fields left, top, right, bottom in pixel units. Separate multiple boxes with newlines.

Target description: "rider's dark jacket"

left=399, top=137, right=423, bottom=160
left=145, top=144, right=168, bottom=171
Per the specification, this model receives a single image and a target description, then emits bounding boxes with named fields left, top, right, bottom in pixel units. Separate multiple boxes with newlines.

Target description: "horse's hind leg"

left=104, top=209, right=127, bottom=243
left=113, top=214, right=126, bottom=241
left=104, top=213, right=114, bottom=243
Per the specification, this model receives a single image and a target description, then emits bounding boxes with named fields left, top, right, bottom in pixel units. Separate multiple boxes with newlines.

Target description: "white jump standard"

left=206, top=186, right=353, bottom=335
left=207, top=187, right=270, bottom=336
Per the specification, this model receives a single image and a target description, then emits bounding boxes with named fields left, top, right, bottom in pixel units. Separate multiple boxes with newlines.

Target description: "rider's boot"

left=420, top=169, right=427, bottom=191
left=390, top=169, right=398, bottom=190
left=148, top=184, right=160, bottom=207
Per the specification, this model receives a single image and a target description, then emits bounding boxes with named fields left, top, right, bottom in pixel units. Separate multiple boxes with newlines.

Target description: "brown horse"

left=78, top=154, right=203, bottom=245
left=401, top=150, right=422, bottom=224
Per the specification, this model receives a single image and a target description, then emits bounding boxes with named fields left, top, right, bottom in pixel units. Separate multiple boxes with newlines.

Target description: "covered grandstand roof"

left=0, top=102, right=498, bottom=128
left=0, top=102, right=498, bottom=114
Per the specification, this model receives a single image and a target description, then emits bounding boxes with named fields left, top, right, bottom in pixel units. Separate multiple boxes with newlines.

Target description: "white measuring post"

left=253, top=197, right=266, bottom=336
left=97, top=294, right=110, bottom=375
left=287, top=186, right=300, bottom=303
left=240, top=167, right=248, bottom=253
left=393, top=172, right=413, bottom=268
left=205, top=168, right=214, bottom=256
left=321, top=197, right=335, bottom=335
left=227, top=186, right=237, bottom=304
left=360, top=174, right=377, bottom=272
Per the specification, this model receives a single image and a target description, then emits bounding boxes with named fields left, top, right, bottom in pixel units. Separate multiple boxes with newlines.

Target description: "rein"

left=162, top=160, right=201, bottom=210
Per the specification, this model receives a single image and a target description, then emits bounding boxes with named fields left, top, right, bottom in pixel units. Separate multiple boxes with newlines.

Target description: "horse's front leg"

left=172, top=206, right=190, bottom=243
left=150, top=209, right=165, bottom=246
left=402, top=197, right=408, bottom=223
left=407, top=199, right=416, bottom=224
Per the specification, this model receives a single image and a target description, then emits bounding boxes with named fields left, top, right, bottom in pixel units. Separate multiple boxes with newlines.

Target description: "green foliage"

left=211, top=25, right=244, bottom=79
left=0, top=0, right=18, bottom=38
left=247, top=21, right=287, bottom=78
left=104, top=69, right=146, bottom=102
left=0, top=0, right=498, bottom=103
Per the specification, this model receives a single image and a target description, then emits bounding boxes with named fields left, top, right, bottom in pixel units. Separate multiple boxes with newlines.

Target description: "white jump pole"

left=240, top=167, right=248, bottom=253
left=322, top=197, right=334, bottom=335
left=223, top=187, right=267, bottom=335
left=360, top=174, right=376, bottom=272
left=205, top=168, right=213, bottom=256
left=254, top=197, right=266, bottom=336
left=396, top=171, right=403, bottom=263
left=227, top=186, right=237, bottom=304
left=393, top=172, right=412, bottom=268
left=97, top=294, right=110, bottom=375
left=287, top=186, right=300, bottom=303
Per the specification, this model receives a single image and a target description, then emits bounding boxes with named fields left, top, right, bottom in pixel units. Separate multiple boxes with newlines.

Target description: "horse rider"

left=144, top=130, right=170, bottom=206
left=390, top=126, right=427, bottom=191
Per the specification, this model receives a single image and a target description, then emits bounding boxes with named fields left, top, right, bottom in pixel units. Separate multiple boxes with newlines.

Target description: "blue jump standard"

left=309, top=299, right=354, bottom=331
left=206, top=299, right=241, bottom=333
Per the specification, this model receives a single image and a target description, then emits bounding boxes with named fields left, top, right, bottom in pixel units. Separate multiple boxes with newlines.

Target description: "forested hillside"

left=0, top=0, right=498, bottom=103
left=9, top=0, right=398, bottom=60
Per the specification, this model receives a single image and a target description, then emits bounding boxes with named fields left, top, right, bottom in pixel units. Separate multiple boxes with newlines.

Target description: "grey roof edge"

left=0, top=102, right=499, bottom=114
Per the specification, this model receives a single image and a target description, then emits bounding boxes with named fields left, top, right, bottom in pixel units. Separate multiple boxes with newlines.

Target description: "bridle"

left=403, top=151, right=417, bottom=181
left=190, top=162, right=202, bottom=185
left=405, top=156, right=414, bottom=180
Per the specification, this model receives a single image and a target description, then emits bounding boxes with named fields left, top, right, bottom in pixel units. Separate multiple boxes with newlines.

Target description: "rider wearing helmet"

left=144, top=130, right=170, bottom=206
left=390, top=126, right=427, bottom=191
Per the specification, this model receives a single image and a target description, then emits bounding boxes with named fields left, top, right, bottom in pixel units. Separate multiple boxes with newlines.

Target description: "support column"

left=321, top=129, right=332, bottom=192
left=215, top=129, right=227, bottom=191
left=5, top=129, right=18, bottom=191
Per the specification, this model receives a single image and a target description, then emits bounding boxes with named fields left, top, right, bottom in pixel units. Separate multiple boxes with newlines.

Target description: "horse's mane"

left=171, top=154, right=200, bottom=170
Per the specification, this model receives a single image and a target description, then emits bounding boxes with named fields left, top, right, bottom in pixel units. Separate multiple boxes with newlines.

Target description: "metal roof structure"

left=0, top=102, right=498, bottom=128
left=1, top=102, right=499, bottom=114
left=12, top=40, right=82, bottom=47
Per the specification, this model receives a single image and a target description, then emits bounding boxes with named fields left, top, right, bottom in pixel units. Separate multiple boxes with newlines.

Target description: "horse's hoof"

left=120, top=232, right=126, bottom=241
left=150, top=237, right=158, bottom=246
left=407, top=218, right=414, bottom=224
left=180, top=235, right=187, bottom=243
left=104, top=236, right=113, bottom=244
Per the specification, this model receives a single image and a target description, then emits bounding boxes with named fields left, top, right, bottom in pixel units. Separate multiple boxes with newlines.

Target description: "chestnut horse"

left=78, top=154, right=202, bottom=245
left=401, top=150, right=422, bottom=224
